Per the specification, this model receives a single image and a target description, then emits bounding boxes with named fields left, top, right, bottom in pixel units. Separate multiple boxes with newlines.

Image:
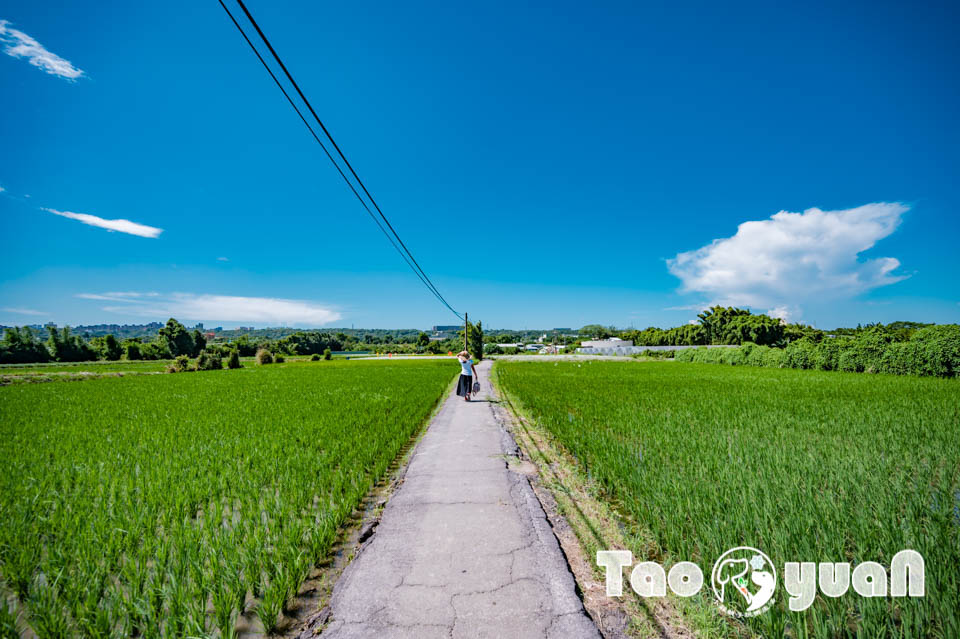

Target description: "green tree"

left=47, top=326, right=97, bottom=362
left=191, top=330, right=207, bottom=357
left=716, top=314, right=784, bottom=346
left=580, top=324, right=611, bottom=339
left=91, top=334, right=122, bottom=360
left=416, top=332, right=430, bottom=350
left=696, top=306, right=752, bottom=344
left=124, top=340, right=142, bottom=360
left=140, top=340, right=172, bottom=360
left=467, top=320, right=484, bottom=361
left=158, top=318, right=195, bottom=357
left=232, top=335, right=257, bottom=357
left=0, top=326, right=51, bottom=364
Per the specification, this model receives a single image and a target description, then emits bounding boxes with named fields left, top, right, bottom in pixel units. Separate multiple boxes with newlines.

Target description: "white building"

left=581, top=338, right=634, bottom=349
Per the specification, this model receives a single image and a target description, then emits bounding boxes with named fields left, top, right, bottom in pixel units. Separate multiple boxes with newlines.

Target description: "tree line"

left=1, top=318, right=486, bottom=364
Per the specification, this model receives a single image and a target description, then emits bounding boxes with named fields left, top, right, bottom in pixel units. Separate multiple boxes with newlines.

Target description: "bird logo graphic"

left=711, top=547, right=777, bottom=617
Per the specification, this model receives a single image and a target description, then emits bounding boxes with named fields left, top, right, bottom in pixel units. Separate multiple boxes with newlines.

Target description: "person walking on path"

left=456, top=350, right=478, bottom=401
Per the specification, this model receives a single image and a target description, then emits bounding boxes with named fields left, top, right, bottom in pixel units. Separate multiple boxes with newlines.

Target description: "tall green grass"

left=497, top=360, right=960, bottom=638
left=0, top=360, right=453, bottom=637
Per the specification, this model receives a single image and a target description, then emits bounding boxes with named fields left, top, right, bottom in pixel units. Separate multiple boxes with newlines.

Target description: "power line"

left=216, top=0, right=445, bottom=313
left=234, top=0, right=448, bottom=307
left=218, top=0, right=462, bottom=320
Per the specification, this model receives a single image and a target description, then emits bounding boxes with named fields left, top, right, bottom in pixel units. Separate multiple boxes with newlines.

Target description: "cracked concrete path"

left=316, top=360, right=600, bottom=639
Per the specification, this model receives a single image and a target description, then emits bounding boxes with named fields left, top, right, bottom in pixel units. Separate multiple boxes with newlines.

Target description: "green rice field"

left=0, top=359, right=454, bottom=637
left=496, top=360, right=960, bottom=638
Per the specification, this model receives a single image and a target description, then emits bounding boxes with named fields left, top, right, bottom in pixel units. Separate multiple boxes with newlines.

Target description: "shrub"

left=167, top=355, right=191, bottom=373
left=722, top=346, right=747, bottom=366
left=637, top=349, right=675, bottom=359
left=194, top=350, right=222, bottom=371
left=323, top=348, right=332, bottom=361
left=837, top=349, right=862, bottom=373
left=256, top=349, right=274, bottom=365
left=227, top=349, right=242, bottom=369
left=811, top=337, right=844, bottom=371
left=124, top=341, right=142, bottom=360
left=879, top=342, right=920, bottom=376
left=746, top=344, right=771, bottom=367
left=671, top=324, right=960, bottom=377
left=274, top=354, right=285, bottom=363
left=140, top=341, right=173, bottom=360
left=910, top=324, right=960, bottom=376
left=311, top=353, right=321, bottom=361
left=784, top=337, right=817, bottom=369
left=760, top=347, right=787, bottom=368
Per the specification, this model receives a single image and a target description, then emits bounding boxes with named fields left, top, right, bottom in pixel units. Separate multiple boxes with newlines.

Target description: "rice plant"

left=0, top=359, right=452, bottom=636
left=497, top=360, right=960, bottom=638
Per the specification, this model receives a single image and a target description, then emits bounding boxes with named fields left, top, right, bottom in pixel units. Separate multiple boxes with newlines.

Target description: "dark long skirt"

left=456, top=374, right=473, bottom=396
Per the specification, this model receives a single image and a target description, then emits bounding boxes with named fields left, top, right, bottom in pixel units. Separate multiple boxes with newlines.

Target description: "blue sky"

left=2, top=0, right=958, bottom=330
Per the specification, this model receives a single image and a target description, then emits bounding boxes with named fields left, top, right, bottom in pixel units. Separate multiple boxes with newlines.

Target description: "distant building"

left=581, top=338, right=634, bottom=349
left=431, top=324, right=461, bottom=340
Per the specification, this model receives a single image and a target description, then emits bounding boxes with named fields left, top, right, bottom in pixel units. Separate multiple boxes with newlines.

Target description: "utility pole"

left=464, top=312, right=468, bottom=354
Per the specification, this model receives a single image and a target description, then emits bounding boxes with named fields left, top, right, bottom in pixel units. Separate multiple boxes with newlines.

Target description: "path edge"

left=488, top=359, right=705, bottom=639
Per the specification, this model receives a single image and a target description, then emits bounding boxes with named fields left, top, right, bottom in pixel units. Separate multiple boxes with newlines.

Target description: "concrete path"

left=316, top=360, right=600, bottom=639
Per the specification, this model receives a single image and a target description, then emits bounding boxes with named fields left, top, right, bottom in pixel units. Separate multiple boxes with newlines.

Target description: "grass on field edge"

left=491, top=361, right=745, bottom=639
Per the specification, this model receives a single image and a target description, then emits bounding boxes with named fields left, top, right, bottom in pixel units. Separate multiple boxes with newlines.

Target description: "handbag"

left=472, top=380, right=481, bottom=393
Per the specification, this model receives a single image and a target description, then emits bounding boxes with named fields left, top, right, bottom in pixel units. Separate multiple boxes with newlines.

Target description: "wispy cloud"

left=79, top=292, right=342, bottom=326
left=663, top=304, right=710, bottom=312
left=217, top=257, right=229, bottom=262
left=1, top=306, right=46, bottom=316
left=76, top=292, right=160, bottom=302
left=667, top=203, right=909, bottom=323
left=0, top=20, right=84, bottom=80
left=43, top=208, right=163, bottom=238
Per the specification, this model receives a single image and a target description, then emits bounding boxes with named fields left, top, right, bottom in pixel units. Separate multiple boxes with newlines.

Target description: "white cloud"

left=217, top=256, right=229, bottom=262
left=667, top=203, right=909, bottom=320
left=0, top=20, right=84, bottom=80
left=43, top=208, right=163, bottom=238
left=765, top=305, right=797, bottom=323
left=1, top=306, right=46, bottom=316
left=0, top=186, right=5, bottom=193
left=80, top=292, right=341, bottom=326
left=663, top=304, right=710, bottom=312
left=75, top=292, right=159, bottom=302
